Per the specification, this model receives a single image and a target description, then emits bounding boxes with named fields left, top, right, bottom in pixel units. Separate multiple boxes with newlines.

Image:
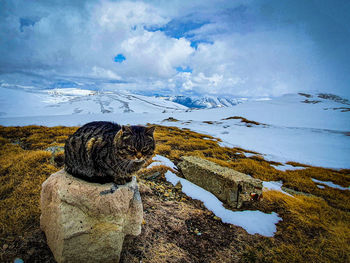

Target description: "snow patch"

left=147, top=154, right=177, bottom=170
left=165, top=170, right=281, bottom=237
left=244, top=152, right=257, bottom=158
left=263, top=181, right=292, bottom=196
left=311, top=178, right=349, bottom=191
left=271, top=164, right=306, bottom=171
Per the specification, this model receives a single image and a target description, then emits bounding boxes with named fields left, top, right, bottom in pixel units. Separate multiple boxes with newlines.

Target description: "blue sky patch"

left=190, top=39, right=214, bottom=49
left=114, top=54, right=126, bottom=63
left=176, top=66, right=192, bottom=73
left=146, top=18, right=210, bottom=39
left=19, top=17, right=40, bottom=32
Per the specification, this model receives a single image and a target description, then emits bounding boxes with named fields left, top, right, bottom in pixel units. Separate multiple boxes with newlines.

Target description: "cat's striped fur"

left=64, top=121, right=155, bottom=184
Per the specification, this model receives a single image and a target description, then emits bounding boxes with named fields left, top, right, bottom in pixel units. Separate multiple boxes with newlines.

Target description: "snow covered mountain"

left=0, top=72, right=262, bottom=114
left=161, top=95, right=244, bottom=109
left=0, top=86, right=187, bottom=117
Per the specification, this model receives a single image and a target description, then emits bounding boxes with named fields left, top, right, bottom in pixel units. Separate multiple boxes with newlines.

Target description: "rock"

left=178, top=156, right=262, bottom=208
left=40, top=169, right=143, bottom=263
left=45, top=146, right=65, bottom=166
left=45, top=146, right=64, bottom=154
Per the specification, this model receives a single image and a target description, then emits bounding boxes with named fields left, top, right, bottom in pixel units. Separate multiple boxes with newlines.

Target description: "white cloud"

left=121, top=31, right=194, bottom=78
left=0, top=1, right=194, bottom=82
left=0, top=0, right=349, bottom=97
left=187, top=31, right=324, bottom=96
left=91, top=66, right=121, bottom=79
left=94, top=1, right=167, bottom=28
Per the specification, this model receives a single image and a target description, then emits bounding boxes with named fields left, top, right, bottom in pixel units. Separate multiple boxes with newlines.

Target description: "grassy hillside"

left=0, top=125, right=349, bottom=262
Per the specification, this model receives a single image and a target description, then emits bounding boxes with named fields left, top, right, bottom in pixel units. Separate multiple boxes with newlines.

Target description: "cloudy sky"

left=1, top=0, right=349, bottom=97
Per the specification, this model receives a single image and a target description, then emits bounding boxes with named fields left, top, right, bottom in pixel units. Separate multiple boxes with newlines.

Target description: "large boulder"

left=178, top=156, right=262, bottom=208
left=40, top=169, right=143, bottom=263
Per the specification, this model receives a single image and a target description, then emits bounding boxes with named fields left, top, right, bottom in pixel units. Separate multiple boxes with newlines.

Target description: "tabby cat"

left=64, top=121, right=155, bottom=184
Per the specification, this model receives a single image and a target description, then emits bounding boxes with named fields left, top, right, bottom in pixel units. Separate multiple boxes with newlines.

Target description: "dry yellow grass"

left=0, top=125, right=76, bottom=150
left=0, top=146, right=58, bottom=237
left=247, top=191, right=350, bottom=262
left=0, top=125, right=77, bottom=240
left=0, top=124, right=349, bottom=263
left=222, top=116, right=264, bottom=126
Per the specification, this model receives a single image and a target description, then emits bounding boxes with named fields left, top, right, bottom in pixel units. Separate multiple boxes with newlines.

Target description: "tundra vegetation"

left=0, top=125, right=349, bottom=262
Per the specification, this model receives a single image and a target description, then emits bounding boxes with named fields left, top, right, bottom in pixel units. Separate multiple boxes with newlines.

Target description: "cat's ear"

left=145, top=126, right=155, bottom=136
left=122, top=125, right=133, bottom=135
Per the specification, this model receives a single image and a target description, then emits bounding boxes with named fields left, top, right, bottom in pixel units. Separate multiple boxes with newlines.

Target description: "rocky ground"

left=0, top=125, right=349, bottom=262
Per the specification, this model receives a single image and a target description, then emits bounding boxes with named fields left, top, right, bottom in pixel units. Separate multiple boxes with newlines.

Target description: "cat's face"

left=115, top=125, right=155, bottom=162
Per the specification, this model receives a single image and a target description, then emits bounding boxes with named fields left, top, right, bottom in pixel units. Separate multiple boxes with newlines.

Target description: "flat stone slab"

left=40, top=169, right=143, bottom=263
left=178, top=156, right=262, bottom=208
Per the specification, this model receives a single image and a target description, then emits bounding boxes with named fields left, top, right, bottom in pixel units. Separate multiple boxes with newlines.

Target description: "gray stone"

left=40, top=169, right=143, bottom=263
left=178, top=156, right=262, bottom=208
left=45, top=146, right=64, bottom=154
